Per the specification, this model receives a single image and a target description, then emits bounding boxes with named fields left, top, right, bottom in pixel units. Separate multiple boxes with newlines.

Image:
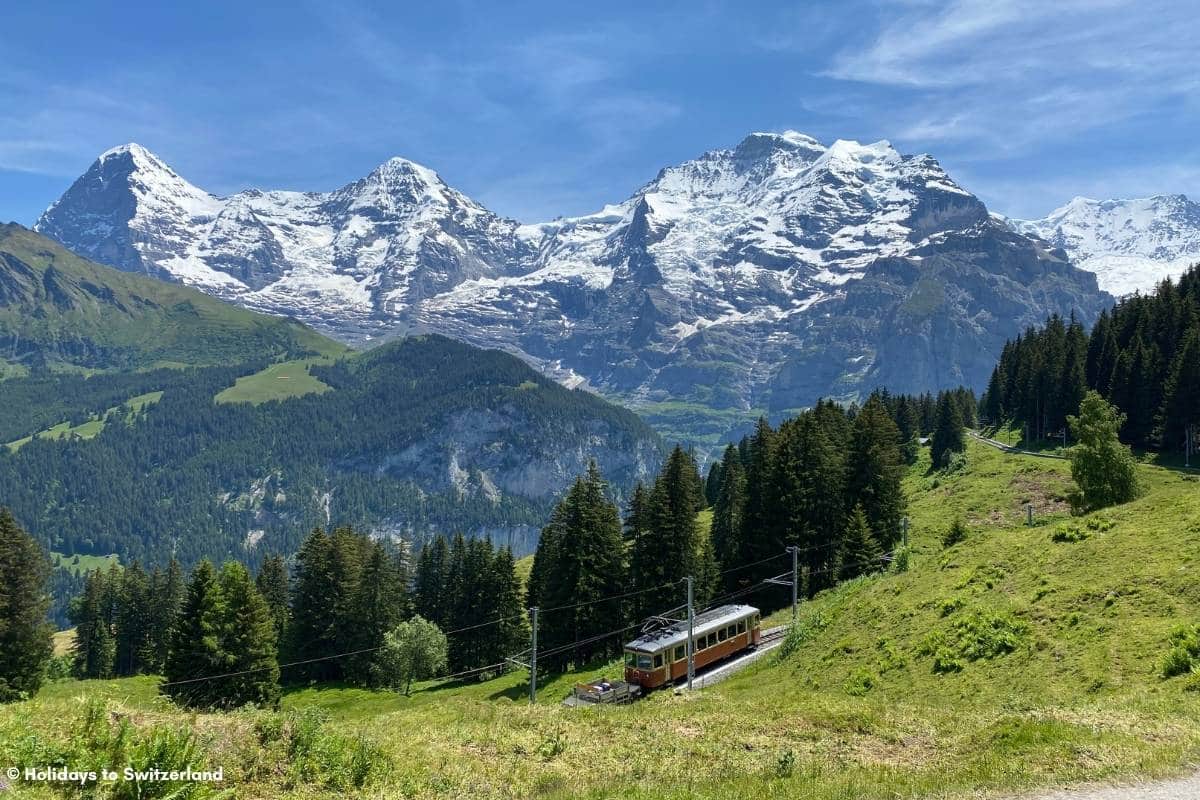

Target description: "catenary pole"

left=529, top=606, right=538, bottom=704
left=686, top=576, right=695, bottom=690
left=787, top=545, right=799, bottom=622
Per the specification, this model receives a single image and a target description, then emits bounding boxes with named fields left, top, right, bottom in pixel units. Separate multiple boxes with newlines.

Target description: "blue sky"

left=2, top=0, right=1197, bottom=225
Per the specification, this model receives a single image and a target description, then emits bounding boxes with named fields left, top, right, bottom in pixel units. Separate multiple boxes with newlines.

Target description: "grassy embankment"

left=3, top=438, right=1200, bottom=799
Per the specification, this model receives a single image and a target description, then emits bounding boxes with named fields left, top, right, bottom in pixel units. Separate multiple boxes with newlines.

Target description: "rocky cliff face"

left=37, top=133, right=1113, bottom=450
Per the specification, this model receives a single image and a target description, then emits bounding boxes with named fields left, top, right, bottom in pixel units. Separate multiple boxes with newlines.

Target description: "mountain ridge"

left=35, top=133, right=1113, bottom=450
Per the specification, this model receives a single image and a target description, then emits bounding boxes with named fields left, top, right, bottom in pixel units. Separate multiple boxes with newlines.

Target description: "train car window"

left=707, top=633, right=717, bottom=648
left=737, top=620, right=746, bottom=634
left=694, top=637, right=704, bottom=651
left=718, top=628, right=728, bottom=642
left=752, top=614, right=760, bottom=627
left=654, top=654, right=663, bottom=669
left=674, top=645, right=685, bottom=661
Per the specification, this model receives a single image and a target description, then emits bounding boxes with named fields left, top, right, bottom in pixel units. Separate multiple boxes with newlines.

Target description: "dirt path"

left=1012, top=771, right=1200, bottom=799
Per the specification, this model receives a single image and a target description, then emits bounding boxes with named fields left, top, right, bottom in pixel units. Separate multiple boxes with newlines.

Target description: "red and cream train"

left=623, top=604, right=761, bottom=689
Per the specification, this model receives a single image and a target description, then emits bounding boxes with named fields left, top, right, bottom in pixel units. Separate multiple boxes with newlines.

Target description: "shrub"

left=1051, top=523, right=1089, bottom=543
left=889, top=546, right=911, bottom=574
left=1161, top=625, right=1200, bottom=679
left=921, top=610, right=1026, bottom=673
left=844, top=668, right=876, bottom=696
left=939, top=597, right=966, bottom=617
left=942, top=518, right=969, bottom=548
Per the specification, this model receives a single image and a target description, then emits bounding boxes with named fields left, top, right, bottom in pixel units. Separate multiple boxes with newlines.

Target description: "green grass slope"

left=0, top=223, right=345, bottom=372
left=3, top=440, right=1199, bottom=799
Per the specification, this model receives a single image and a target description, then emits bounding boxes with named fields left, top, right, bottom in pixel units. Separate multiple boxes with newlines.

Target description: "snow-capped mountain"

left=1007, top=195, right=1200, bottom=295
left=36, top=133, right=1112, bottom=448
left=35, top=143, right=531, bottom=331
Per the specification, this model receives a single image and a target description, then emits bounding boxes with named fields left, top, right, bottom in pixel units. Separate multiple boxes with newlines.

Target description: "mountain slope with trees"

left=0, top=223, right=344, bottom=376
left=0, top=335, right=663, bottom=574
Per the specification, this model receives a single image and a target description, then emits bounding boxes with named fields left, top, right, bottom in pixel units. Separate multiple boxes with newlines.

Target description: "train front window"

left=637, top=655, right=653, bottom=669
left=624, top=652, right=636, bottom=667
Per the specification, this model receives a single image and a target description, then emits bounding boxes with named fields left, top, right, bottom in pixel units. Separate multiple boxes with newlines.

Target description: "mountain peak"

left=96, top=142, right=174, bottom=175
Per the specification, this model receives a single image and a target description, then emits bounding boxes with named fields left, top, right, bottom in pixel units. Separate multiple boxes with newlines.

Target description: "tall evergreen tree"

left=71, top=569, right=115, bottom=680
left=163, top=560, right=223, bottom=707
left=531, top=463, right=626, bottom=668
left=114, top=561, right=151, bottom=676
left=414, top=535, right=451, bottom=630
left=345, top=542, right=402, bottom=683
left=930, top=392, right=965, bottom=469
left=847, top=397, right=906, bottom=550
left=0, top=509, right=52, bottom=701
left=704, top=460, right=725, bottom=507
left=255, top=554, right=290, bottom=642
left=287, top=528, right=337, bottom=680
left=212, top=562, right=281, bottom=708
left=632, top=447, right=701, bottom=619
left=838, top=504, right=882, bottom=581
left=1159, top=327, right=1200, bottom=454
left=709, top=445, right=745, bottom=591
left=143, top=558, right=184, bottom=675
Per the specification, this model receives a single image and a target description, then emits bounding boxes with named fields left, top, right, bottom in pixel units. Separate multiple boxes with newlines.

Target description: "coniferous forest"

left=982, top=265, right=1200, bottom=453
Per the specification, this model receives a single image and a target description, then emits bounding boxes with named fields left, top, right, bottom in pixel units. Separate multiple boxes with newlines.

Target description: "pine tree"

left=533, top=463, right=626, bottom=668
left=414, top=536, right=451, bottom=630
left=287, top=528, right=337, bottom=680
left=632, top=447, right=701, bottom=619
left=894, top=396, right=923, bottom=463
left=71, top=569, right=114, bottom=679
left=930, top=392, right=965, bottom=469
left=144, top=558, right=184, bottom=674
left=255, top=554, right=290, bottom=642
left=704, top=460, right=724, bottom=507
left=114, top=561, right=151, bottom=676
left=346, top=542, right=403, bottom=684
left=709, top=445, right=745, bottom=591
left=489, top=547, right=529, bottom=666
left=1159, top=327, right=1200, bottom=455
left=0, top=509, right=53, bottom=701
left=211, top=562, right=280, bottom=708
left=694, top=531, right=721, bottom=607
left=847, top=397, right=906, bottom=550
left=740, top=418, right=777, bottom=577
left=838, top=504, right=882, bottom=581
left=790, top=411, right=848, bottom=596
left=163, top=560, right=223, bottom=707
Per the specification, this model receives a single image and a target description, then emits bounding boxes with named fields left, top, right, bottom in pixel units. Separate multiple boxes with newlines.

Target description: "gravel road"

left=1013, top=771, right=1200, bottom=800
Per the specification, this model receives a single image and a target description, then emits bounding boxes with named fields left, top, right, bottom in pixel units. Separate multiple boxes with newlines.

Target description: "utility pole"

left=787, top=546, right=799, bottom=622
left=685, top=576, right=695, bottom=690
left=901, top=516, right=910, bottom=549
left=1026, top=503, right=1034, bottom=527
left=529, top=606, right=539, bottom=705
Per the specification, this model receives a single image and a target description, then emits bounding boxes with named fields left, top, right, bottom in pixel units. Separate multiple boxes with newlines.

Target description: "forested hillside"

left=0, top=335, right=662, bottom=576
left=0, top=223, right=344, bottom=376
left=983, top=263, right=1200, bottom=453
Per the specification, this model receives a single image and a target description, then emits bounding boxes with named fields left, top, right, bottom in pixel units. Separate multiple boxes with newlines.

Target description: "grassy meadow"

left=3, top=438, right=1200, bottom=798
